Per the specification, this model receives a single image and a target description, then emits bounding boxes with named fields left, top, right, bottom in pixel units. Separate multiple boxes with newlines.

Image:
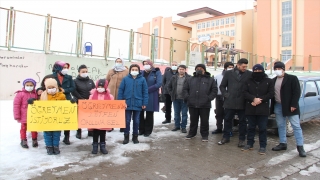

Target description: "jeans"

left=246, top=115, right=268, bottom=148
left=274, top=103, right=304, bottom=146
left=173, top=99, right=188, bottom=129
left=188, top=107, right=210, bottom=137
left=124, top=110, right=141, bottom=135
left=44, top=131, right=61, bottom=147
left=223, top=109, right=246, bottom=140
left=165, top=94, right=172, bottom=121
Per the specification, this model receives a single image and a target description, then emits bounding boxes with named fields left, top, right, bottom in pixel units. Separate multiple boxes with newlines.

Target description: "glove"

left=70, top=99, right=76, bottom=104
left=27, top=98, right=36, bottom=104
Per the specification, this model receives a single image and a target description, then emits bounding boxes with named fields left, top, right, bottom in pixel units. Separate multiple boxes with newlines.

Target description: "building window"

left=202, top=23, right=205, bottom=28
left=226, top=31, right=229, bottom=36
left=282, top=33, right=291, bottom=47
left=231, top=17, right=235, bottom=23
left=211, top=21, right=215, bottom=27
left=226, top=18, right=229, bottom=24
left=226, top=44, right=229, bottom=49
left=221, top=19, right=224, bottom=25
left=197, top=23, right=201, bottom=29
left=231, top=56, right=234, bottom=63
left=216, top=32, right=219, bottom=35
left=206, top=22, right=210, bottom=28
left=231, top=43, right=235, bottom=48
left=216, top=20, right=219, bottom=26
left=281, top=50, right=292, bottom=62
left=282, top=1, right=292, bottom=16
left=282, top=17, right=292, bottom=32
left=221, top=31, right=224, bottom=35
left=198, top=35, right=201, bottom=38
left=206, top=34, right=210, bottom=37
left=231, top=30, right=235, bottom=36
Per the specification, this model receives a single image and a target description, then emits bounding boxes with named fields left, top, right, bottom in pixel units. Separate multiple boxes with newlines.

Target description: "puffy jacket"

left=162, top=67, right=177, bottom=94
left=243, top=75, right=274, bottom=116
left=166, top=73, right=191, bottom=101
left=220, top=68, right=252, bottom=109
left=72, top=75, right=95, bottom=102
left=118, top=74, right=148, bottom=111
left=52, top=73, right=75, bottom=100
left=183, top=72, right=217, bottom=108
left=47, top=91, right=66, bottom=100
left=106, top=68, right=129, bottom=99
left=13, top=88, right=38, bottom=123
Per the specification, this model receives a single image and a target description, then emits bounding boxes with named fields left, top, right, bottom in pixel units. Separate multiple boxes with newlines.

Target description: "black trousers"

left=93, top=129, right=106, bottom=143
left=139, top=111, right=154, bottom=135
left=165, top=94, right=172, bottom=121
left=215, top=95, right=224, bottom=130
left=246, top=115, right=268, bottom=148
left=223, top=109, right=247, bottom=141
left=64, top=130, right=70, bottom=136
left=188, top=107, right=211, bottom=137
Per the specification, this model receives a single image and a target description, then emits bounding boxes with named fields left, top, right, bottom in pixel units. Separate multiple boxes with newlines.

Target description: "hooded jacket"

left=13, top=88, right=37, bottom=123
left=183, top=71, right=217, bottom=108
left=89, top=79, right=114, bottom=100
left=72, top=75, right=95, bottom=102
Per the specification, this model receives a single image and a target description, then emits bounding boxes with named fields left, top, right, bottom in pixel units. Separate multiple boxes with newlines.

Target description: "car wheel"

left=286, top=120, right=294, bottom=137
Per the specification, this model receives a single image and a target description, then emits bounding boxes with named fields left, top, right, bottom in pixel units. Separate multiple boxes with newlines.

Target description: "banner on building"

left=27, top=101, right=78, bottom=131
left=78, top=100, right=126, bottom=128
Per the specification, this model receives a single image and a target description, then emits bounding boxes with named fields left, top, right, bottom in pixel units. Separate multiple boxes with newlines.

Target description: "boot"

left=20, top=139, right=29, bottom=149
left=88, top=131, right=93, bottom=137
left=76, top=129, right=81, bottom=139
left=297, top=146, right=306, bottom=157
left=32, top=139, right=38, bottom=147
left=123, top=134, right=129, bottom=144
left=53, top=146, right=60, bottom=155
left=132, top=134, right=139, bottom=144
left=46, top=146, right=54, bottom=155
left=100, top=142, right=108, bottom=154
left=63, top=135, right=70, bottom=145
left=272, top=143, right=287, bottom=151
left=92, top=142, right=98, bottom=154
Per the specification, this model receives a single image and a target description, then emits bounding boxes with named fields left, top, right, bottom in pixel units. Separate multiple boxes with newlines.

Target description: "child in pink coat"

left=89, top=79, right=114, bottom=154
left=13, top=78, right=38, bottom=148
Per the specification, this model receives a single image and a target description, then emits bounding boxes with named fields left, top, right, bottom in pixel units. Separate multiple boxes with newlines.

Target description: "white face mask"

left=25, top=86, right=34, bottom=92
left=274, top=70, right=283, bottom=76
left=61, top=69, right=68, bottom=75
left=115, top=63, right=122, bottom=67
left=80, top=73, right=88, bottom=78
left=130, top=71, right=139, bottom=76
left=97, top=88, right=105, bottom=93
left=171, top=66, right=177, bottom=70
left=227, top=68, right=233, bottom=71
left=47, top=88, right=57, bottom=95
left=144, top=65, right=151, bottom=70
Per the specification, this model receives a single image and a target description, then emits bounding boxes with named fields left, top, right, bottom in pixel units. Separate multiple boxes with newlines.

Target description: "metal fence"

left=1, top=7, right=319, bottom=72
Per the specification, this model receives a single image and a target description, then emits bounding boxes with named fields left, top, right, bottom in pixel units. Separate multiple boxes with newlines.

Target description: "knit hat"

left=195, top=64, right=206, bottom=72
left=142, top=59, right=153, bottom=67
left=23, top=78, right=36, bottom=87
left=97, top=79, right=106, bottom=87
left=224, top=62, right=234, bottom=69
left=44, top=78, right=59, bottom=89
left=252, top=64, right=264, bottom=71
left=274, top=61, right=285, bottom=70
left=78, top=64, right=87, bottom=72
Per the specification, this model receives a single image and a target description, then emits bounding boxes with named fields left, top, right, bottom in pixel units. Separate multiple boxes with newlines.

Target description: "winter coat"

left=51, top=73, right=75, bottom=100
left=46, top=91, right=67, bottom=101
left=270, top=73, right=301, bottom=116
left=162, top=67, right=177, bottom=94
left=220, top=68, right=252, bottom=109
left=166, top=73, right=191, bottom=101
left=13, top=88, right=38, bottom=123
left=183, top=72, right=217, bottom=108
left=106, top=68, right=129, bottom=100
left=243, top=75, right=275, bottom=116
left=72, top=75, right=95, bottom=102
left=118, top=74, right=148, bottom=111
left=140, top=68, right=162, bottom=112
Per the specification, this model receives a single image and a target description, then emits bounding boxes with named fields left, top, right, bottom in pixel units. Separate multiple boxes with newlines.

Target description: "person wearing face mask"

left=48, top=61, right=75, bottom=145
left=242, top=64, right=274, bottom=155
left=270, top=61, right=306, bottom=157
left=106, top=58, right=129, bottom=132
left=218, top=59, right=252, bottom=147
left=118, top=64, right=148, bottom=144
left=13, top=78, right=38, bottom=148
left=139, top=60, right=162, bottom=137
left=72, top=65, right=95, bottom=139
left=212, top=62, right=234, bottom=135
left=183, top=64, right=217, bottom=141
left=161, top=61, right=178, bottom=124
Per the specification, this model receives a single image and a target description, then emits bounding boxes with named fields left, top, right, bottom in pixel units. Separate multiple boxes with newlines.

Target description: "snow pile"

left=299, top=164, right=320, bottom=176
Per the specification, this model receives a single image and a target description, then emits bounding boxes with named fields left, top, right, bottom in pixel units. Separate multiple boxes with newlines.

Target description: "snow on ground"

left=0, top=100, right=217, bottom=179
left=299, top=164, right=320, bottom=176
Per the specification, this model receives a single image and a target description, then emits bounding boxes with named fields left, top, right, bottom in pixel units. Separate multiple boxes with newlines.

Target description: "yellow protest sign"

left=78, top=100, right=126, bottom=128
left=27, top=100, right=78, bottom=131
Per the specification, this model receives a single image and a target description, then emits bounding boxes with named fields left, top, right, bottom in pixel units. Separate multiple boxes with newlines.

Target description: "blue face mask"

left=115, top=63, right=122, bottom=67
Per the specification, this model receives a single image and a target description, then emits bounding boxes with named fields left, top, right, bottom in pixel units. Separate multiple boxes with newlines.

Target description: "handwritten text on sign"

left=78, top=100, right=126, bottom=128
left=27, top=101, right=78, bottom=131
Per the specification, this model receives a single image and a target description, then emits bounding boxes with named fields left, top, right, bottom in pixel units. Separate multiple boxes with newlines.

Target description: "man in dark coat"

left=242, top=64, right=274, bottom=155
left=271, top=61, right=306, bottom=157
left=161, top=61, right=178, bottom=124
left=218, top=58, right=252, bottom=147
left=183, top=64, right=217, bottom=141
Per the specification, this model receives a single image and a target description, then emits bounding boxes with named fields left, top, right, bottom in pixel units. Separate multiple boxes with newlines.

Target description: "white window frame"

left=211, top=21, right=215, bottom=27
left=221, top=19, right=224, bottom=25
left=216, top=20, right=219, bottom=26
left=206, top=22, right=210, bottom=28
left=197, top=23, right=201, bottom=29
left=202, top=23, right=205, bottom=28
left=226, top=18, right=229, bottom=24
